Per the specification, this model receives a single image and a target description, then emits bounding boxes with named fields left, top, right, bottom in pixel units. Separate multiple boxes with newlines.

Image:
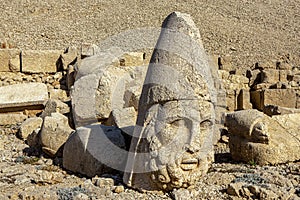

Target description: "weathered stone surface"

left=123, top=66, right=148, bottom=110
left=40, top=112, right=74, bottom=157
left=253, top=83, right=271, bottom=90
left=48, top=88, right=69, bottom=102
left=18, top=117, right=43, bottom=140
left=57, top=48, right=78, bottom=71
left=0, top=83, right=48, bottom=111
left=9, top=55, right=20, bottom=72
left=71, top=74, right=99, bottom=128
left=171, top=188, right=193, bottom=200
left=221, top=73, right=249, bottom=111
left=277, top=62, right=292, bottom=70
left=237, top=89, right=252, bottom=110
left=107, top=107, right=137, bottom=135
left=272, top=113, right=300, bottom=135
left=219, top=56, right=234, bottom=71
left=22, top=50, right=62, bottom=73
left=0, top=49, right=20, bottom=72
left=0, top=112, right=27, bottom=125
left=92, top=177, right=114, bottom=188
left=40, top=99, right=70, bottom=119
left=257, top=61, right=276, bottom=70
left=226, top=91, right=237, bottom=111
left=72, top=54, right=146, bottom=127
left=95, top=66, right=130, bottom=119
left=260, top=69, right=279, bottom=83
left=124, top=12, right=216, bottom=191
left=74, top=51, right=118, bottom=80
left=81, top=43, right=100, bottom=58
left=226, top=110, right=300, bottom=165
left=279, top=70, right=292, bottom=82
left=119, top=52, right=144, bottom=67
left=251, top=89, right=296, bottom=111
left=63, top=124, right=126, bottom=177
left=248, top=69, right=261, bottom=88
left=66, top=64, right=76, bottom=90
left=263, top=105, right=300, bottom=116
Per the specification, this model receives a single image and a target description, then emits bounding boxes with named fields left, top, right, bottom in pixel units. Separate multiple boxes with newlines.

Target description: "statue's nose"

left=183, top=142, right=200, bottom=153
left=183, top=124, right=201, bottom=153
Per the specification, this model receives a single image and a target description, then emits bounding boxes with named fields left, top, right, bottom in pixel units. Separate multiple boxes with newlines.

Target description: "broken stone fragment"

left=0, top=49, right=20, bottom=72
left=48, top=88, right=69, bottom=102
left=107, top=107, right=137, bottom=136
left=119, top=52, right=144, bottom=67
left=18, top=117, right=43, bottom=140
left=237, top=89, right=252, bottom=110
left=56, top=47, right=78, bottom=71
left=226, top=109, right=300, bottom=165
left=40, top=112, right=74, bottom=157
left=260, top=69, right=279, bottom=83
left=63, top=124, right=127, bottom=177
left=71, top=74, right=99, bottom=128
left=71, top=53, right=147, bottom=127
left=81, top=43, right=100, bottom=58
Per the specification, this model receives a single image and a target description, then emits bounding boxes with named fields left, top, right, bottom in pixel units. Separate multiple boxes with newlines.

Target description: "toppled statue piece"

left=124, top=12, right=217, bottom=191
left=226, top=109, right=300, bottom=165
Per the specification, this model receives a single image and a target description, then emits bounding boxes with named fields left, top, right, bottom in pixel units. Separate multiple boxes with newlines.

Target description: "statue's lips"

left=180, top=158, right=198, bottom=170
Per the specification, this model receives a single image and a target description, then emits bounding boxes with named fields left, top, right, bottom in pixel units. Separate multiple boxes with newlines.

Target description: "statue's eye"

left=170, top=119, right=183, bottom=127
left=200, top=120, right=212, bottom=129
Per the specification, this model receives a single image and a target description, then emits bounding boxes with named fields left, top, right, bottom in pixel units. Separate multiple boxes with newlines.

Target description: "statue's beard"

left=149, top=152, right=208, bottom=191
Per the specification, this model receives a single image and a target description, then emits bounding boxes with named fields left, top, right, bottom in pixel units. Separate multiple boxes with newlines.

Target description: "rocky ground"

left=0, top=0, right=300, bottom=199
left=1, top=0, right=300, bottom=69
left=0, top=127, right=299, bottom=199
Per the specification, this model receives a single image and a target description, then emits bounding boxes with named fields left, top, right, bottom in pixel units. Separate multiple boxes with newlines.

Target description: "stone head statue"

left=226, top=109, right=300, bottom=165
left=124, top=12, right=217, bottom=191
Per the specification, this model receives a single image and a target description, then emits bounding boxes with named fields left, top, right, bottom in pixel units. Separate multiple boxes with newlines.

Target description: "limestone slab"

left=0, top=83, right=48, bottom=111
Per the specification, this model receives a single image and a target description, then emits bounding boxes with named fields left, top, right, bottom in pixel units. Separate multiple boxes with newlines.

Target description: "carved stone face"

left=143, top=99, right=214, bottom=190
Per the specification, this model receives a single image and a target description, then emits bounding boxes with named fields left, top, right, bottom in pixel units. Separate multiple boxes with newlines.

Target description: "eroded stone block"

left=261, top=69, right=279, bottom=84
left=251, top=89, right=296, bottom=111
left=63, top=124, right=126, bottom=177
left=22, top=50, right=62, bottom=73
left=40, top=112, right=74, bottom=157
left=237, top=89, right=252, bottom=110
left=71, top=74, right=99, bottom=128
left=0, top=49, right=20, bottom=72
